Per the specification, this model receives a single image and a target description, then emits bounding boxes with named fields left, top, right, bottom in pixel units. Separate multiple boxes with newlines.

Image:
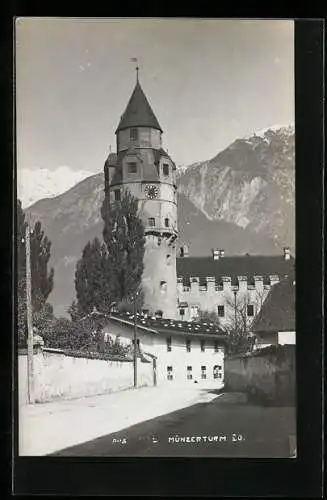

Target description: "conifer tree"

left=101, top=188, right=145, bottom=303
left=17, top=200, right=54, bottom=344
left=74, top=237, right=113, bottom=315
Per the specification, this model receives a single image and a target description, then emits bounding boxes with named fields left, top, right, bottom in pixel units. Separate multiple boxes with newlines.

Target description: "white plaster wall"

left=142, top=236, right=177, bottom=319
left=278, top=331, right=296, bottom=345
left=177, top=283, right=270, bottom=327
left=117, top=127, right=162, bottom=151
left=18, top=352, right=153, bottom=404
left=102, top=321, right=225, bottom=389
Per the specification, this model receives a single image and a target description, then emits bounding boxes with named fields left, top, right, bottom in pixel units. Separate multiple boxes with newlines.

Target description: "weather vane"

left=131, top=57, right=139, bottom=82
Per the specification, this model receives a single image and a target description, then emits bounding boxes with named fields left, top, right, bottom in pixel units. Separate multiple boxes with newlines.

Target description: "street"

left=50, top=392, right=296, bottom=458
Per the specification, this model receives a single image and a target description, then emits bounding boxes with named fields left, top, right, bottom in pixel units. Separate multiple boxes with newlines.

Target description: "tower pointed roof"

left=116, top=80, right=163, bottom=134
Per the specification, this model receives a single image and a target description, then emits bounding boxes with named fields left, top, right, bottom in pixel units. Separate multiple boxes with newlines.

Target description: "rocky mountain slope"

left=25, top=125, right=295, bottom=317
left=177, top=125, right=295, bottom=250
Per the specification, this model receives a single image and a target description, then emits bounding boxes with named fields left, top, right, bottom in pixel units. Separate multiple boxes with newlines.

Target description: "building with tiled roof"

left=100, top=310, right=226, bottom=388
left=251, top=278, right=296, bottom=348
left=176, top=247, right=295, bottom=327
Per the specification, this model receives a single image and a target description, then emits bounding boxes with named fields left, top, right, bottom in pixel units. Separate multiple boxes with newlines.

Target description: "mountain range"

left=24, top=125, right=295, bottom=317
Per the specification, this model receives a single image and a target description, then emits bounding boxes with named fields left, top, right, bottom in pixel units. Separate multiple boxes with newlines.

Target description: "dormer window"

left=130, top=128, right=138, bottom=141
left=163, top=164, right=169, bottom=176
left=127, top=162, right=137, bottom=174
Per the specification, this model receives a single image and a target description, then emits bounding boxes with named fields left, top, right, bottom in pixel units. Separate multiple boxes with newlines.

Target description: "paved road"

left=51, top=392, right=296, bottom=458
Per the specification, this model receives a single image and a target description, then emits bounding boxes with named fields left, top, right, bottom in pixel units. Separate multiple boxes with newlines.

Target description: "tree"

left=74, top=237, right=113, bottom=316
left=224, top=289, right=267, bottom=355
left=101, top=188, right=145, bottom=303
left=17, top=200, right=54, bottom=345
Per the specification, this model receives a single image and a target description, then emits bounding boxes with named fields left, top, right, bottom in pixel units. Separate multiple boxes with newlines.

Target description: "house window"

left=163, top=164, right=169, bottom=176
left=179, top=308, right=185, bottom=316
left=190, top=306, right=199, bottom=319
left=187, top=366, right=193, bottom=380
left=148, top=217, right=155, bottom=227
left=166, top=337, right=172, bottom=352
left=247, top=305, right=254, bottom=317
left=217, top=305, right=225, bottom=317
left=164, top=218, right=169, bottom=227
left=186, top=339, right=191, bottom=352
left=201, top=366, right=207, bottom=379
left=130, top=128, right=138, bottom=141
left=213, top=365, right=222, bottom=379
left=167, top=366, right=173, bottom=380
left=200, top=340, right=205, bottom=352
left=127, top=162, right=137, bottom=174
left=114, top=189, right=121, bottom=201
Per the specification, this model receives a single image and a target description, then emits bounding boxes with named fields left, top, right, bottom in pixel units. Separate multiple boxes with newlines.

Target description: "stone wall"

left=19, top=348, right=154, bottom=405
left=224, top=345, right=296, bottom=405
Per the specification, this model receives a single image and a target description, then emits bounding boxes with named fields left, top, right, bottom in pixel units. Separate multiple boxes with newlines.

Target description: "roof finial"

left=131, top=57, right=139, bottom=83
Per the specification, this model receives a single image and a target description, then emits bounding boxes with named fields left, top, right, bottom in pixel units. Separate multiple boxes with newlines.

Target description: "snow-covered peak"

left=17, top=165, right=95, bottom=208
left=243, top=123, right=295, bottom=141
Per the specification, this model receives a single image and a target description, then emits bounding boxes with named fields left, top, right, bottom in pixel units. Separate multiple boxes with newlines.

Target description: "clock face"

left=144, top=184, right=160, bottom=199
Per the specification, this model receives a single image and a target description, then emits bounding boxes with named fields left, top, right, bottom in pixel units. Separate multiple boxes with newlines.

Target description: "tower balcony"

left=144, top=225, right=178, bottom=239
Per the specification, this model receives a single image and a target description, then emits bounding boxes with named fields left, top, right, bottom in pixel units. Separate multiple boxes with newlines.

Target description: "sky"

left=15, top=18, right=294, bottom=173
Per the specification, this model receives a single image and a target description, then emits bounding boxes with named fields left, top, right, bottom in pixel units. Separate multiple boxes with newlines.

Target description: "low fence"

left=224, top=345, right=296, bottom=405
left=19, top=348, right=154, bottom=404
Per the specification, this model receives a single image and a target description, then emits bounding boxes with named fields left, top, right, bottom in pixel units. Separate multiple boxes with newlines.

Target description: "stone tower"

left=104, top=75, right=178, bottom=319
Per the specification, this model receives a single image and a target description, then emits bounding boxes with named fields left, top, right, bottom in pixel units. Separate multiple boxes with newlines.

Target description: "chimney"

left=180, top=245, right=189, bottom=258
left=284, top=247, right=291, bottom=260
left=212, top=249, right=220, bottom=260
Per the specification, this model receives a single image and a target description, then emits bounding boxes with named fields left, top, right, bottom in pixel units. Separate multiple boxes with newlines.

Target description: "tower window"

left=200, top=340, right=205, bottom=352
left=187, top=366, right=193, bottom=380
left=186, top=339, right=191, bottom=352
left=218, top=305, right=225, bottom=317
left=114, top=189, right=121, bottom=201
left=166, top=336, right=172, bottom=352
left=148, top=217, right=155, bottom=227
left=130, top=128, right=138, bottom=141
left=167, top=366, right=173, bottom=380
left=163, top=164, right=169, bottom=176
left=247, top=305, right=254, bottom=317
left=127, top=162, right=137, bottom=174
left=164, top=218, right=169, bottom=227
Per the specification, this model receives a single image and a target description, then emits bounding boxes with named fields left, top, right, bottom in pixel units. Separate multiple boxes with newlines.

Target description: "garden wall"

left=224, top=345, right=296, bottom=405
left=19, top=348, right=154, bottom=404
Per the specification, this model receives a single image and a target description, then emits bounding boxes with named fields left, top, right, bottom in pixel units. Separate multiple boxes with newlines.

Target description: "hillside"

left=25, top=125, right=295, bottom=317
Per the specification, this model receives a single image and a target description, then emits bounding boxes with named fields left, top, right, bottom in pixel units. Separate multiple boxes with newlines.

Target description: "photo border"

left=7, top=17, right=324, bottom=497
